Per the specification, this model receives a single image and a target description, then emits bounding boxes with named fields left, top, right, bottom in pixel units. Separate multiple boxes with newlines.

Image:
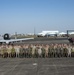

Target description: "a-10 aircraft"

left=0, top=33, right=34, bottom=44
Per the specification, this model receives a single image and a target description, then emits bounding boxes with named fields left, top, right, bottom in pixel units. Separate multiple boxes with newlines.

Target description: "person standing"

left=45, top=45, right=49, bottom=58
left=32, top=45, right=36, bottom=58
left=71, top=46, right=74, bottom=57
left=15, top=45, right=20, bottom=58
left=67, top=45, right=72, bottom=57
left=11, top=45, right=16, bottom=58
left=38, top=47, right=42, bottom=58
left=7, top=45, right=12, bottom=58
left=19, top=45, right=24, bottom=58
left=42, top=46, right=45, bottom=58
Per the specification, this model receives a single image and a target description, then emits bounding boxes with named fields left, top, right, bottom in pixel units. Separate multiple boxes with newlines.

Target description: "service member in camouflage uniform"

left=15, top=45, right=20, bottom=58
left=48, top=45, right=52, bottom=58
left=67, top=45, right=72, bottom=57
left=19, top=45, right=24, bottom=58
left=42, top=46, right=45, bottom=58
left=32, top=45, right=36, bottom=58
left=2, top=45, right=8, bottom=58
left=38, top=46, right=42, bottom=58
left=63, top=45, right=68, bottom=57
left=7, top=45, right=12, bottom=58
left=11, top=45, right=16, bottom=58
left=71, top=46, right=74, bottom=57
left=45, top=45, right=48, bottom=58
left=0, top=46, right=2, bottom=57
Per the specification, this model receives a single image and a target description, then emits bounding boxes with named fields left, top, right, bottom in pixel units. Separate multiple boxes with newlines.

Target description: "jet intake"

left=4, top=33, right=10, bottom=40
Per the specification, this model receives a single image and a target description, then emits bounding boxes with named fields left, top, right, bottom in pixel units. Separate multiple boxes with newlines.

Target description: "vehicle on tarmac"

left=67, top=30, right=74, bottom=44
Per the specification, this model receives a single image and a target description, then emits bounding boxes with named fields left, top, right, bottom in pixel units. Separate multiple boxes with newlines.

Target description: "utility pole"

left=15, top=32, right=17, bottom=39
left=34, top=27, right=36, bottom=37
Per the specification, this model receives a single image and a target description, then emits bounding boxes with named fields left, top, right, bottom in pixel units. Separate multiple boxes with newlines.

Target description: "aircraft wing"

left=0, top=38, right=34, bottom=44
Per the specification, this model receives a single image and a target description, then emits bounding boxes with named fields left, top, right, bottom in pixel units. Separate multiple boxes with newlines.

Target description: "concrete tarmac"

left=0, top=37, right=72, bottom=75
left=14, top=37, right=69, bottom=44
left=0, top=58, right=74, bottom=75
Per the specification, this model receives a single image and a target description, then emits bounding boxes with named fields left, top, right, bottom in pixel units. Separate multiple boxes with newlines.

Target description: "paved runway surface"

left=15, top=37, right=69, bottom=44
left=0, top=58, right=74, bottom=75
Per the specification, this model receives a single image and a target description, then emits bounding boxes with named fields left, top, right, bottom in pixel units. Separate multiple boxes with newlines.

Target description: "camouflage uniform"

left=42, top=47, right=45, bottom=58
left=71, top=47, right=74, bottom=57
left=54, top=46, right=57, bottom=57
left=23, top=47, right=27, bottom=58
left=45, top=46, right=48, bottom=58
left=35, top=48, right=38, bottom=58
left=25, top=48, right=29, bottom=58
left=32, top=46, right=36, bottom=58
left=63, top=47, right=68, bottom=57
left=48, top=47, right=52, bottom=58
left=19, top=47, right=24, bottom=58
left=7, top=46, right=12, bottom=58
left=11, top=47, right=16, bottom=58
left=15, top=46, right=20, bottom=58
left=28, top=46, right=32, bottom=58
left=67, top=46, right=72, bottom=57
left=51, top=47, right=54, bottom=57
left=60, top=47, right=63, bottom=57
left=2, top=46, right=8, bottom=58
left=38, top=47, right=42, bottom=58
left=0, top=46, right=2, bottom=57
left=55, top=46, right=59, bottom=57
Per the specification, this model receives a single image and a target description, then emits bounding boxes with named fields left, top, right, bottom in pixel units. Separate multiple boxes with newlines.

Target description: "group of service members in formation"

left=0, top=44, right=74, bottom=58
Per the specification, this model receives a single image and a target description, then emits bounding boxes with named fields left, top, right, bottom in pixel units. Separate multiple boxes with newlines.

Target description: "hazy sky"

left=0, top=0, right=74, bottom=34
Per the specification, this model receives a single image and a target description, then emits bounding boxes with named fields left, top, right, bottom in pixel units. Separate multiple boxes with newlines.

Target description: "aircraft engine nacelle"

left=3, top=33, right=10, bottom=40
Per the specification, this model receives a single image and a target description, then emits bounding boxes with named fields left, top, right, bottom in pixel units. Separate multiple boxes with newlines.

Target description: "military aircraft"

left=37, top=30, right=59, bottom=37
left=0, top=33, right=34, bottom=44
